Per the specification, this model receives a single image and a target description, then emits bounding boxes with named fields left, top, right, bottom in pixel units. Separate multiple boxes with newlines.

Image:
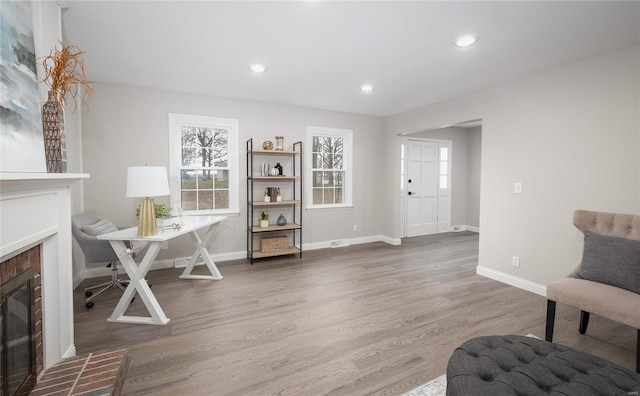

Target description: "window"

left=439, top=146, right=449, bottom=189
left=169, top=113, right=239, bottom=215
left=306, top=126, right=353, bottom=209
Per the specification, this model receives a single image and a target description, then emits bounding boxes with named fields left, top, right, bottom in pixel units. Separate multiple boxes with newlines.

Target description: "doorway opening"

left=400, top=119, right=482, bottom=238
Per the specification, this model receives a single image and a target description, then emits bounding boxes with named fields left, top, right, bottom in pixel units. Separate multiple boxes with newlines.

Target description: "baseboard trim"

left=451, top=225, right=479, bottom=233
left=75, top=258, right=177, bottom=286
left=304, top=235, right=400, bottom=251
left=174, top=250, right=246, bottom=268
left=476, top=265, right=546, bottom=297
left=75, top=234, right=400, bottom=284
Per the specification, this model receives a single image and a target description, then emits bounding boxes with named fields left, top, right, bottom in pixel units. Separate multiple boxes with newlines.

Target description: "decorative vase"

left=277, top=214, right=287, bottom=226
left=275, top=163, right=283, bottom=176
left=268, top=187, right=278, bottom=202
left=260, top=219, right=269, bottom=228
left=41, top=91, right=66, bottom=173
left=275, top=136, right=284, bottom=151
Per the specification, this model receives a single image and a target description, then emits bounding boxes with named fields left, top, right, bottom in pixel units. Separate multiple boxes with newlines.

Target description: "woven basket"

left=261, top=236, right=289, bottom=253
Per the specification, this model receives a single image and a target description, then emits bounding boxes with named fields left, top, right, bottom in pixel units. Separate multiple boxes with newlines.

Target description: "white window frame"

left=168, top=113, right=239, bottom=216
left=306, top=126, right=353, bottom=209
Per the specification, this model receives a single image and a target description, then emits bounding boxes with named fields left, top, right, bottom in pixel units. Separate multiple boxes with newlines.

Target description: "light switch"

left=514, top=182, right=523, bottom=194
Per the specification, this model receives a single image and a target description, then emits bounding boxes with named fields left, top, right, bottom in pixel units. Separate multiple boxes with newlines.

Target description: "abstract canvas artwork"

left=0, top=1, right=46, bottom=172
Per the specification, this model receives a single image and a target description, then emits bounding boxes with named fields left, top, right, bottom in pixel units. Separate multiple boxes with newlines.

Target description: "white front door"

left=405, top=139, right=451, bottom=237
left=406, top=140, right=438, bottom=237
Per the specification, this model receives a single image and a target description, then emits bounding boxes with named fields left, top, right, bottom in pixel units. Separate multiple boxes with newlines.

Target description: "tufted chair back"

left=573, top=209, right=640, bottom=241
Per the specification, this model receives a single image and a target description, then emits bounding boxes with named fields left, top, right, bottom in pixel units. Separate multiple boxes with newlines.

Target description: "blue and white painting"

left=0, top=1, right=46, bottom=172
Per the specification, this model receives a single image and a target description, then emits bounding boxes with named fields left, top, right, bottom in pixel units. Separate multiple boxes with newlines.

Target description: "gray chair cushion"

left=80, top=218, right=119, bottom=236
left=447, top=335, right=640, bottom=395
left=575, top=231, right=640, bottom=294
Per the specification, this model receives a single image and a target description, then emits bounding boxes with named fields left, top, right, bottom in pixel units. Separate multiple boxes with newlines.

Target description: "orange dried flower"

left=41, top=41, right=93, bottom=111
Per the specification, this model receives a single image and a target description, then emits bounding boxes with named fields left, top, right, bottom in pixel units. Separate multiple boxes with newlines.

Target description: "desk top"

left=97, top=215, right=226, bottom=242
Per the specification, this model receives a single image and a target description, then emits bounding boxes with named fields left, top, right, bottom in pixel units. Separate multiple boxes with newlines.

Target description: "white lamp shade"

left=126, top=166, right=171, bottom=197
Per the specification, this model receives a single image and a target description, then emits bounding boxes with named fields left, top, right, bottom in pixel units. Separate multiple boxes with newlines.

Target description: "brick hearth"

left=30, top=349, right=130, bottom=396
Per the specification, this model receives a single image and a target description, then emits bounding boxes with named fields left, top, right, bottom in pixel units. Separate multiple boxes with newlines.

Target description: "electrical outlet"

left=512, top=256, right=520, bottom=267
left=353, top=224, right=357, bottom=232
left=514, top=182, right=523, bottom=194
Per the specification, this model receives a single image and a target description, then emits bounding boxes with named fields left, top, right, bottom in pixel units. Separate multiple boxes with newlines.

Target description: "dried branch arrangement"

left=41, top=42, right=93, bottom=111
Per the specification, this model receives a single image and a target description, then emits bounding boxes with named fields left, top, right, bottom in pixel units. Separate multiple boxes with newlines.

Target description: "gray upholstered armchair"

left=545, top=209, right=640, bottom=373
left=72, top=213, right=145, bottom=308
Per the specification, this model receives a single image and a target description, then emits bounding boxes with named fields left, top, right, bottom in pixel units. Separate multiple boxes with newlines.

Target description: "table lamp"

left=126, top=165, right=170, bottom=236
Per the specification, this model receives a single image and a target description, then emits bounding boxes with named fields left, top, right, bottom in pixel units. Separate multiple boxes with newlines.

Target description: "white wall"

left=32, top=0, right=87, bottom=277
left=467, top=126, right=481, bottom=227
left=385, top=46, right=640, bottom=293
left=79, top=83, right=386, bottom=269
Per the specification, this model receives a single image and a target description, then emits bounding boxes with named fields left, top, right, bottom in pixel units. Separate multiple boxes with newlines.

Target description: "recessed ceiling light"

left=454, top=35, right=479, bottom=48
left=250, top=64, right=266, bottom=73
left=360, top=84, right=374, bottom=93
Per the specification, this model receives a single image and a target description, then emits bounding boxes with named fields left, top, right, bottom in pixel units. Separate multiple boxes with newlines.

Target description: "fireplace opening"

left=1, top=267, right=36, bottom=396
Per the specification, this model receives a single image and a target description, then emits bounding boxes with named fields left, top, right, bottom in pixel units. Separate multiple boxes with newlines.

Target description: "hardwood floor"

left=73, top=232, right=636, bottom=395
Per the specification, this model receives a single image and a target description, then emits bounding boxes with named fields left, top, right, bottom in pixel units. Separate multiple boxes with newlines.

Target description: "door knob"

left=408, top=191, right=414, bottom=195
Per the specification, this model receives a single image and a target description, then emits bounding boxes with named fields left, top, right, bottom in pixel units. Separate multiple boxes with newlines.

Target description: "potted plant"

left=40, top=42, right=93, bottom=172
left=260, top=212, right=269, bottom=228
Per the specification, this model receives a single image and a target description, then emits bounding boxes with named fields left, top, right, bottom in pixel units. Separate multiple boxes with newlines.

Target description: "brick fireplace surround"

left=1, top=174, right=134, bottom=396
left=2, top=246, right=130, bottom=396
left=1, top=245, right=42, bottom=391
left=0, top=174, right=133, bottom=396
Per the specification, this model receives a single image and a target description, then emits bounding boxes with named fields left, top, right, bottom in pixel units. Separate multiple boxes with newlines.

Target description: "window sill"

left=305, top=204, right=354, bottom=211
left=182, top=210, right=241, bottom=217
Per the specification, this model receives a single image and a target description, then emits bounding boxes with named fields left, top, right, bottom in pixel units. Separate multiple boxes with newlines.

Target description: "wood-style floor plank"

left=73, top=232, right=636, bottom=395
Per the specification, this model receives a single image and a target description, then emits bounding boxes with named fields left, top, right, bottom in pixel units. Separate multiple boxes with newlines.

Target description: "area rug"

left=401, top=374, right=446, bottom=396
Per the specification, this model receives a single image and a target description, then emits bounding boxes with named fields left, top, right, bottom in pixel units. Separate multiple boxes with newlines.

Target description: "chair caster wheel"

left=85, top=290, right=93, bottom=297
left=85, top=301, right=94, bottom=309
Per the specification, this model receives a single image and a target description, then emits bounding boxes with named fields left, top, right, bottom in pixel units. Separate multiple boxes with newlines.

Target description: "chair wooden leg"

left=545, top=300, right=556, bottom=342
left=579, top=311, right=590, bottom=334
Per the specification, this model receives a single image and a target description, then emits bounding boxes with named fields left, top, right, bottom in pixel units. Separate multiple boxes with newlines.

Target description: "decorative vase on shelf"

left=275, top=136, right=284, bottom=151
left=41, top=91, right=66, bottom=173
left=277, top=214, right=287, bottom=226
left=275, top=162, right=283, bottom=176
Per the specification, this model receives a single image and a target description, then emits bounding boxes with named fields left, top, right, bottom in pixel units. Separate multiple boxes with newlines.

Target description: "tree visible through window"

left=307, top=126, right=353, bottom=208
left=312, top=136, right=344, bottom=205
left=169, top=113, right=239, bottom=215
left=180, top=126, right=229, bottom=210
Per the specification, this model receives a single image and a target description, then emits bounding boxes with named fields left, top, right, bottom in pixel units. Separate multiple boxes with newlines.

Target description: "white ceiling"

left=62, top=1, right=640, bottom=117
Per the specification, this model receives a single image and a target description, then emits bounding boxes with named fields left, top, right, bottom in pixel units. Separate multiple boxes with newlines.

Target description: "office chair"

left=71, top=213, right=146, bottom=308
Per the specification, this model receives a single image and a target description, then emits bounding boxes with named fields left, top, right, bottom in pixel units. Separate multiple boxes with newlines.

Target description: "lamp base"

left=138, top=197, right=157, bottom=236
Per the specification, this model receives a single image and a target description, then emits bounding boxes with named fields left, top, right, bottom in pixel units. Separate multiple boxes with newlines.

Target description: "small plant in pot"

left=260, top=211, right=269, bottom=228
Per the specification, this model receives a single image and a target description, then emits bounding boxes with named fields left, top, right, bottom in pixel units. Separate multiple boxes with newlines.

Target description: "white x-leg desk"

left=97, top=215, right=226, bottom=325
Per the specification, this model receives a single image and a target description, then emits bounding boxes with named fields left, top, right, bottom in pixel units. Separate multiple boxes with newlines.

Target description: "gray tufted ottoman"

left=446, top=335, right=640, bottom=395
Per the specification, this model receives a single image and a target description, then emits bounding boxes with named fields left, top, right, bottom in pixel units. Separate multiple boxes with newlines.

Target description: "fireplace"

left=1, top=173, right=87, bottom=379
left=1, top=246, right=41, bottom=396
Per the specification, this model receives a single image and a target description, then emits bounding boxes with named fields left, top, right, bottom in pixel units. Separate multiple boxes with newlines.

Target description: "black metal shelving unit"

left=246, top=138, right=302, bottom=263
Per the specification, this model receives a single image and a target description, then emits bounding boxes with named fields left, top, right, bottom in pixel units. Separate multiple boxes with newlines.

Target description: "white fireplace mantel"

left=1, top=172, right=89, bottom=369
